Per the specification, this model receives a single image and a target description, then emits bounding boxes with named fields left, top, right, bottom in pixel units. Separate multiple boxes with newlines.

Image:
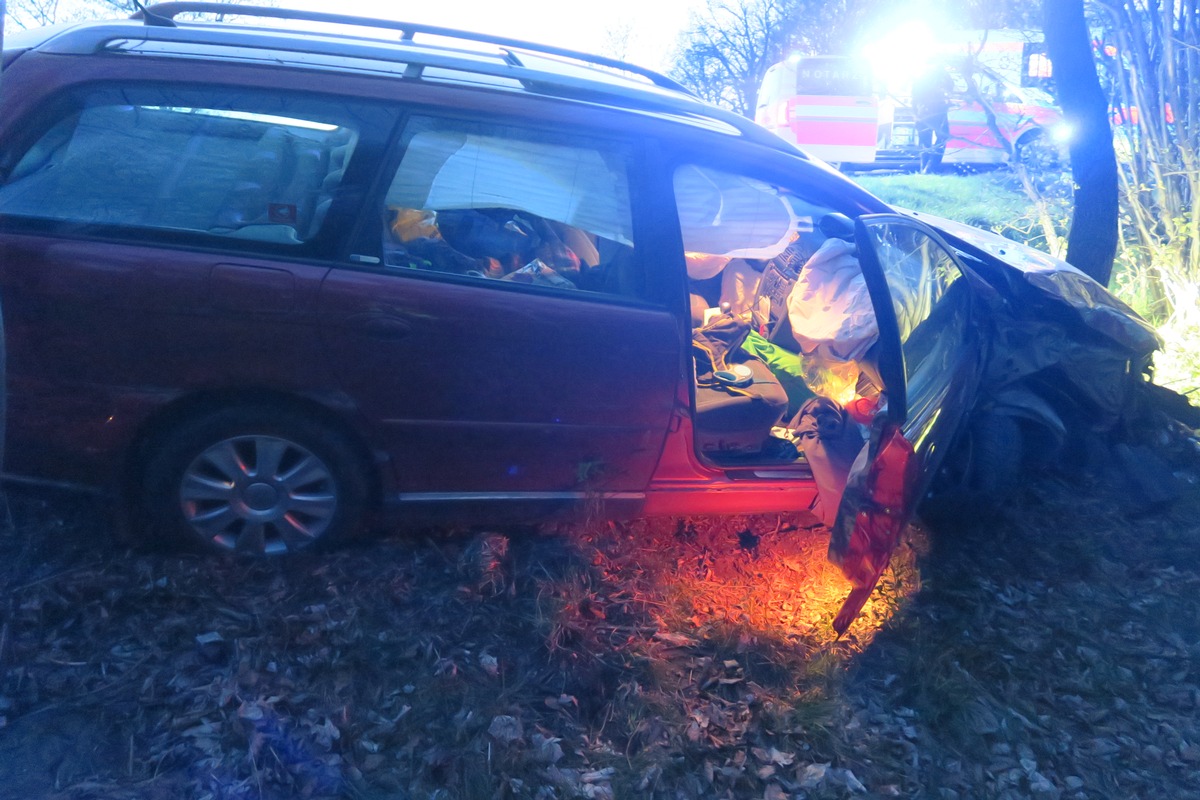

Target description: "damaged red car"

left=0, top=4, right=1166, bottom=630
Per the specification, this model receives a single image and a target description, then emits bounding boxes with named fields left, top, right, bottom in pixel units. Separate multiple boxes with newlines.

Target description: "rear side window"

left=376, top=115, right=643, bottom=299
left=0, top=89, right=372, bottom=247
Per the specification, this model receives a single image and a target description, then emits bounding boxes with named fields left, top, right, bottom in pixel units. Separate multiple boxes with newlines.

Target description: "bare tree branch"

left=670, top=0, right=846, bottom=117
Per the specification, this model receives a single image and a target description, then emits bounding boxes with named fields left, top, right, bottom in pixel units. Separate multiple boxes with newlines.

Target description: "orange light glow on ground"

left=568, top=511, right=926, bottom=652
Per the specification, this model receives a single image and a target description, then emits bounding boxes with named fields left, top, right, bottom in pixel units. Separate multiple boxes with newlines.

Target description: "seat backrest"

left=212, top=127, right=297, bottom=230
left=305, top=136, right=356, bottom=239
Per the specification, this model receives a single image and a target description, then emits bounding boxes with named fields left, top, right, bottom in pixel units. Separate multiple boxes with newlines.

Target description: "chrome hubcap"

left=179, top=435, right=337, bottom=555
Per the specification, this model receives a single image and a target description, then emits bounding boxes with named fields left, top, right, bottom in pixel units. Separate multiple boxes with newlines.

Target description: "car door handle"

left=347, top=313, right=413, bottom=339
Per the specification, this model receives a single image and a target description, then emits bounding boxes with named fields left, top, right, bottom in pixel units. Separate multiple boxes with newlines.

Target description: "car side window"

left=0, top=89, right=365, bottom=248
left=860, top=221, right=968, bottom=422
left=378, top=116, right=642, bottom=298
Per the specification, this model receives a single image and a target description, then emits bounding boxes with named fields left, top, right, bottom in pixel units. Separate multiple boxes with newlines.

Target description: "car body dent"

left=903, top=209, right=1161, bottom=357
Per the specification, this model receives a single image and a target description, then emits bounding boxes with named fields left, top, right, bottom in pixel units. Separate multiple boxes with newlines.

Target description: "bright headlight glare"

left=1051, top=123, right=1074, bottom=142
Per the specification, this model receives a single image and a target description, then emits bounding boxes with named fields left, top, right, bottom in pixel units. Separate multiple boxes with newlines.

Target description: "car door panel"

left=0, top=235, right=333, bottom=485
left=826, top=214, right=985, bottom=633
left=318, top=269, right=681, bottom=497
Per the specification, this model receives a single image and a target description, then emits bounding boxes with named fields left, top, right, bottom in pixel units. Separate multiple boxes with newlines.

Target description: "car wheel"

left=141, top=407, right=370, bottom=555
left=924, top=411, right=1023, bottom=527
left=1013, top=131, right=1061, bottom=174
left=967, top=411, right=1023, bottom=496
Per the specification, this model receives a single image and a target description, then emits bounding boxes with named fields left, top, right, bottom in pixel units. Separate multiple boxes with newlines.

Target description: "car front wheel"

left=141, top=407, right=370, bottom=555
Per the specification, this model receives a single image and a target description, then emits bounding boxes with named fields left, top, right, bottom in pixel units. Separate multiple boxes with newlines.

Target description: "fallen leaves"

left=0, top=478, right=1199, bottom=799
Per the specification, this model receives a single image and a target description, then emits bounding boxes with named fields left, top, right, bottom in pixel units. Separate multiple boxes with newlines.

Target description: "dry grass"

left=0, top=476, right=1198, bottom=799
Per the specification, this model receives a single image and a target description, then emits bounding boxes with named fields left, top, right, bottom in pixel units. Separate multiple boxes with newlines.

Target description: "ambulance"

left=754, top=55, right=880, bottom=165
left=874, top=59, right=1065, bottom=168
left=757, top=48, right=1066, bottom=169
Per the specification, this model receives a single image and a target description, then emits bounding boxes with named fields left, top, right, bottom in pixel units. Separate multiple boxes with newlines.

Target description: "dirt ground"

left=0, top=475, right=1198, bottom=799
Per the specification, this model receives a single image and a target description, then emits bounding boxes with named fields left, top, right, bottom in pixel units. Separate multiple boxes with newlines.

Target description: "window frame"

left=342, top=106, right=666, bottom=309
left=0, top=82, right=397, bottom=263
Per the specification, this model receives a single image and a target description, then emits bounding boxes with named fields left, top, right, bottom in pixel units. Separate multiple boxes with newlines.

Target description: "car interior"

left=379, top=122, right=645, bottom=299
left=678, top=170, right=883, bottom=471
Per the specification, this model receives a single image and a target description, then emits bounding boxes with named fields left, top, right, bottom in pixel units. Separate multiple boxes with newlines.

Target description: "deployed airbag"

left=786, top=237, right=879, bottom=362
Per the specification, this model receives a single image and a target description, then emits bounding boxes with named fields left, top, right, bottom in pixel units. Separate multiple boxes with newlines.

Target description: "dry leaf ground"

left=0, top=474, right=1197, bottom=799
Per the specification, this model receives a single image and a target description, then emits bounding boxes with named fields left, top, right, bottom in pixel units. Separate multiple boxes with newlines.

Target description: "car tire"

left=1013, top=131, right=1061, bottom=174
left=967, top=411, right=1023, bottom=497
left=924, top=410, right=1023, bottom=527
left=140, top=406, right=370, bottom=555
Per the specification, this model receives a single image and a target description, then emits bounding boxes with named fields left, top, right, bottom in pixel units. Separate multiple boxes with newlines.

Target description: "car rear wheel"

left=141, top=407, right=370, bottom=555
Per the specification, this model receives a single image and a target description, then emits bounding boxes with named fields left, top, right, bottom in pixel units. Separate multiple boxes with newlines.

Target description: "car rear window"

left=0, top=90, right=366, bottom=247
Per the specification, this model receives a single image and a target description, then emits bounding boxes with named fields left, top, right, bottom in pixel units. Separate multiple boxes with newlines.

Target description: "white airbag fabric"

left=787, top=237, right=879, bottom=362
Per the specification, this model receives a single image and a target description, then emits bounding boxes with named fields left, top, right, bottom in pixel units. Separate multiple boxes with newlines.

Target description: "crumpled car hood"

left=900, top=209, right=1162, bottom=358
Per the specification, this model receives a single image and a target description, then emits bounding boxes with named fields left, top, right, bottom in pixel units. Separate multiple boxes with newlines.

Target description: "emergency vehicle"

left=874, top=60, right=1064, bottom=168
left=755, top=56, right=879, bottom=165
left=757, top=48, right=1065, bottom=169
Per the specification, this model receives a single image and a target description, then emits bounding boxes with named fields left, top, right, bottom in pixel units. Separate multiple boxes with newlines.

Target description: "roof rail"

left=133, top=2, right=696, bottom=96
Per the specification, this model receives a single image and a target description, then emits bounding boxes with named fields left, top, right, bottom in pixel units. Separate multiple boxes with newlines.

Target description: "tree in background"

left=600, top=22, right=635, bottom=64
left=670, top=0, right=845, bottom=117
left=1043, top=0, right=1118, bottom=285
left=1090, top=0, right=1200, bottom=389
left=6, top=0, right=83, bottom=29
left=5, top=0, right=147, bottom=28
left=6, top=0, right=270, bottom=30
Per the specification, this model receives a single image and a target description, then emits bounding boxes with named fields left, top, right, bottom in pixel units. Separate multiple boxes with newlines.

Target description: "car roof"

left=7, top=2, right=803, bottom=157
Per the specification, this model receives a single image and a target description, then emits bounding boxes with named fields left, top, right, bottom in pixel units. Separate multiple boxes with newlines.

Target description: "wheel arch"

left=1010, top=126, right=1064, bottom=173
left=1014, top=125, right=1046, bottom=150
left=1012, top=126, right=1051, bottom=162
left=121, top=388, right=384, bottom=525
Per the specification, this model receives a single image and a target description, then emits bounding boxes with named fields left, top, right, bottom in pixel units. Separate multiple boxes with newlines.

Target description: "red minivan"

left=0, top=5, right=1159, bottom=631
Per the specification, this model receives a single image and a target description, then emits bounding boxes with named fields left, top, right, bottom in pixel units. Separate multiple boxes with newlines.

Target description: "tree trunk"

left=0, top=0, right=7, bottom=473
left=1043, top=0, right=1119, bottom=285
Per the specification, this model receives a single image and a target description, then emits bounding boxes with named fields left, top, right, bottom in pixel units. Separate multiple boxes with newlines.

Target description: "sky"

left=286, top=0, right=703, bottom=72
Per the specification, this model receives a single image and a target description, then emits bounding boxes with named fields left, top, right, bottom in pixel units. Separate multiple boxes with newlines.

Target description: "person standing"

left=912, top=63, right=954, bottom=173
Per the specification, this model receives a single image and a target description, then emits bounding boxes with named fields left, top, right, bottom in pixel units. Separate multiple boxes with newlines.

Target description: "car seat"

left=692, top=312, right=790, bottom=457
left=305, top=132, right=357, bottom=239
left=694, top=358, right=790, bottom=456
